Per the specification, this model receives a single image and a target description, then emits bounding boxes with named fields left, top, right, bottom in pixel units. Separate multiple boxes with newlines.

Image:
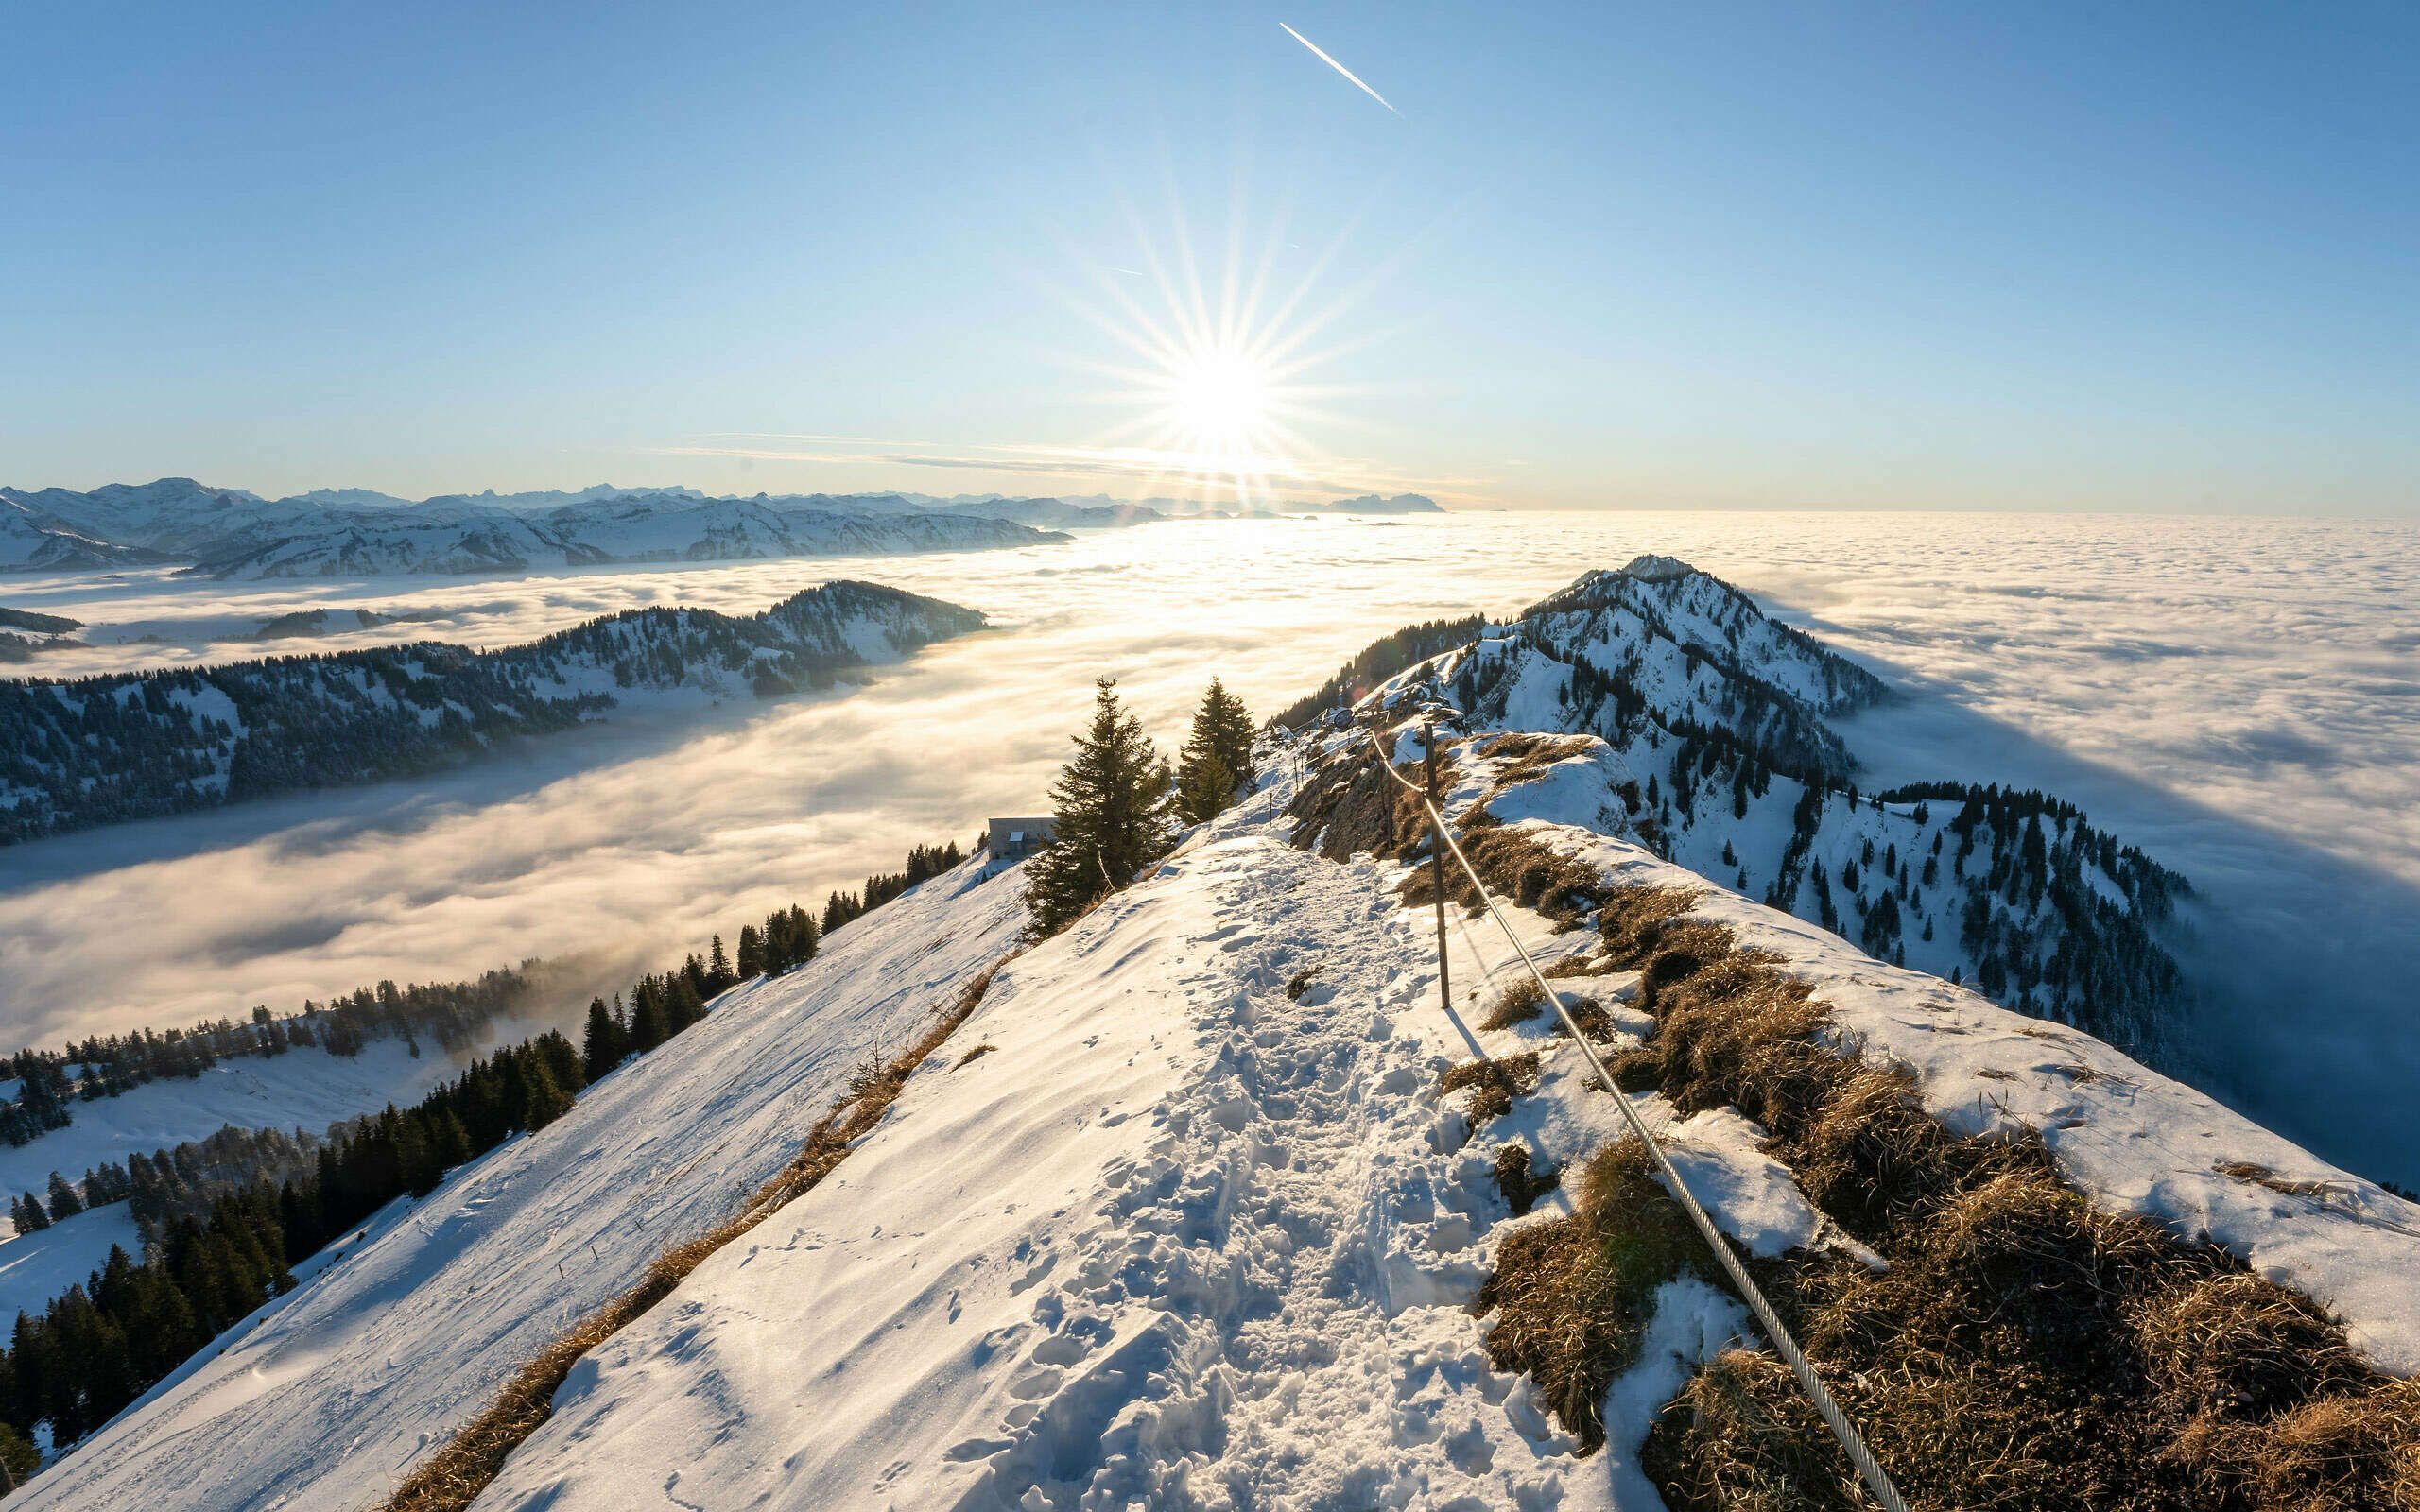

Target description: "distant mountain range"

left=0, top=480, right=1067, bottom=580
left=0, top=479, right=1446, bottom=578
left=0, top=579, right=985, bottom=843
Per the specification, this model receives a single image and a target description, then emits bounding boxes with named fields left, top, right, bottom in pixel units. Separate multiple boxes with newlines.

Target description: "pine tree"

left=582, top=996, right=627, bottom=1082
left=1025, top=677, right=1175, bottom=937
left=46, top=1171, right=82, bottom=1222
left=665, top=974, right=706, bottom=1036
left=1172, top=679, right=1253, bottom=826
left=736, top=924, right=763, bottom=979
left=1171, top=747, right=1235, bottom=827
left=1200, top=678, right=1255, bottom=794
left=521, top=1059, right=573, bottom=1130
left=629, top=979, right=669, bottom=1053
left=706, top=936, right=735, bottom=994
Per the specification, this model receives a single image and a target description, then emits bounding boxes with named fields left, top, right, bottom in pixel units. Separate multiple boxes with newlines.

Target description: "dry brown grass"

left=1475, top=730, right=1599, bottom=783
left=1286, top=744, right=1433, bottom=863
left=1596, top=884, right=1707, bottom=966
left=380, top=957, right=1011, bottom=1512
left=952, top=1042, right=997, bottom=1069
left=1478, top=977, right=1547, bottom=1030
left=1493, top=1142, right=1562, bottom=1217
left=1476, top=1139, right=1714, bottom=1449
left=1542, top=952, right=1606, bottom=979
left=1549, top=995, right=1616, bottom=1041
left=2215, top=1160, right=2359, bottom=1203
left=1400, top=826, right=1606, bottom=928
left=1285, top=965, right=1322, bottom=1001
left=1574, top=900, right=2420, bottom=1511
left=1439, top=1050, right=1543, bottom=1122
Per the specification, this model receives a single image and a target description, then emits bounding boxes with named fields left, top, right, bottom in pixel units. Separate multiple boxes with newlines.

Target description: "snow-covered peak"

left=1616, top=552, right=1696, bottom=583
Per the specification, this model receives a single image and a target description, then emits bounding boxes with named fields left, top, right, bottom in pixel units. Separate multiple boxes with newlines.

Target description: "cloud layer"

left=3, top=512, right=2414, bottom=1177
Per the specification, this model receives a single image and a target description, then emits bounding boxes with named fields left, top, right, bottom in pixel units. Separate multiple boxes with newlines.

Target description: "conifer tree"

left=1172, top=679, right=1256, bottom=826
left=520, top=1059, right=573, bottom=1130
left=1025, top=677, right=1174, bottom=937
left=582, top=997, right=627, bottom=1082
left=45, top=1172, right=81, bottom=1223
left=707, top=936, right=735, bottom=994
left=1202, top=678, right=1254, bottom=790
left=791, top=905, right=818, bottom=964
left=629, top=979, right=669, bottom=1053
left=736, top=924, right=763, bottom=978
left=666, top=974, right=707, bottom=1036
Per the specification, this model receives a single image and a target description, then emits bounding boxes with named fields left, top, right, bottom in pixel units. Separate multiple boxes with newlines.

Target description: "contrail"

left=1278, top=23, right=1400, bottom=116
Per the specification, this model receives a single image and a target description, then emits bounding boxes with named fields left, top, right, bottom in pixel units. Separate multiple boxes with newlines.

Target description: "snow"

left=473, top=831, right=1620, bottom=1511
left=0, top=1201, right=143, bottom=1322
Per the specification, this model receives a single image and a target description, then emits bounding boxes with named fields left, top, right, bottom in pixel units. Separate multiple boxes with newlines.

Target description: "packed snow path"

left=471, top=831, right=1719, bottom=1511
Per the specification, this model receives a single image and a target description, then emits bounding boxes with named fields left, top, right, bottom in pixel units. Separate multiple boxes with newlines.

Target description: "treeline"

left=1, top=967, right=541, bottom=1148
left=1275, top=615, right=1484, bottom=730
left=817, top=841, right=964, bottom=934
left=0, top=836, right=978, bottom=1464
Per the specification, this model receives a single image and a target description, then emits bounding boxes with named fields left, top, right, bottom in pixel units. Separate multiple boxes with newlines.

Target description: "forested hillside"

left=0, top=580, right=983, bottom=842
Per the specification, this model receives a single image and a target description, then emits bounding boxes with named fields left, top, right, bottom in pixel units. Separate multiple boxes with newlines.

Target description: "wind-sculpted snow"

left=0, top=580, right=984, bottom=843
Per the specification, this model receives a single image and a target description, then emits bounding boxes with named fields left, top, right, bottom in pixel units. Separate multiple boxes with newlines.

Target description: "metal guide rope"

left=1357, top=723, right=1911, bottom=1512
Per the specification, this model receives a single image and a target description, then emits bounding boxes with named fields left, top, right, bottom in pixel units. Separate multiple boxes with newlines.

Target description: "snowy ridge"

left=0, top=579, right=985, bottom=842
left=1335, top=559, right=2189, bottom=1047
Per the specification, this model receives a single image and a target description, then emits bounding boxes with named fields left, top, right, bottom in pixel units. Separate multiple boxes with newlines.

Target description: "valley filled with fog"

left=3, top=509, right=2414, bottom=1179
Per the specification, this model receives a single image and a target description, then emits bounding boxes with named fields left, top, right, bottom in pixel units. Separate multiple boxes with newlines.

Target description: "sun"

left=1048, top=198, right=1400, bottom=509
left=1164, top=348, right=1275, bottom=455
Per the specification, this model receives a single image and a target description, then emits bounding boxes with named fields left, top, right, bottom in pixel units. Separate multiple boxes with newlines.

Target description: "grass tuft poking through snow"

left=1438, top=1049, right=1543, bottom=1122
left=1478, top=976, right=1546, bottom=1030
left=379, top=958, right=1011, bottom=1512
left=1476, top=1138, right=1718, bottom=1451
left=1401, top=825, right=1605, bottom=928
left=1492, top=1142, right=1562, bottom=1218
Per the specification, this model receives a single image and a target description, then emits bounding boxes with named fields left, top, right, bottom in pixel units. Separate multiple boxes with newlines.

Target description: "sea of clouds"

left=2, top=511, right=2413, bottom=1181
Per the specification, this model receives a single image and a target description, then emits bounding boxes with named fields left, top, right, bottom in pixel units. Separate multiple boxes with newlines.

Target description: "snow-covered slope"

left=31, top=734, right=2416, bottom=1510
left=0, top=1202, right=145, bottom=1324
left=19, top=854, right=1032, bottom=1512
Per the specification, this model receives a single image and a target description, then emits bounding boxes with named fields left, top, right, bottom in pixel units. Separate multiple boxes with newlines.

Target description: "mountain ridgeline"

left=0, top=478, right=1070, bottom=578
left=1286, top=555, right=2190, bottom=1052
left=0, top=580, right=984, bottom=844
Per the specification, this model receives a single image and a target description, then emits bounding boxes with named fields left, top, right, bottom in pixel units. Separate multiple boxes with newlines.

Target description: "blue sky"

left=4, top=3, right=2414, bottom=511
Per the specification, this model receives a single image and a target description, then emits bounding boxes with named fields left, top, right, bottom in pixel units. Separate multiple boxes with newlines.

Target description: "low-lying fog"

left=4, top=512, right=2415, bottom=1181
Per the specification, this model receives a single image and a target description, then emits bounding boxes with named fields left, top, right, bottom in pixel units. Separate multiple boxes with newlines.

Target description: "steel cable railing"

left=1358, top=722, right=1912, bottom=1512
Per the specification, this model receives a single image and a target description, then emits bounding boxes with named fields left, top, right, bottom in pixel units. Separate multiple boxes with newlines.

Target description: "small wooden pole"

left=1426, top=716, right=1452, bottom=1017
